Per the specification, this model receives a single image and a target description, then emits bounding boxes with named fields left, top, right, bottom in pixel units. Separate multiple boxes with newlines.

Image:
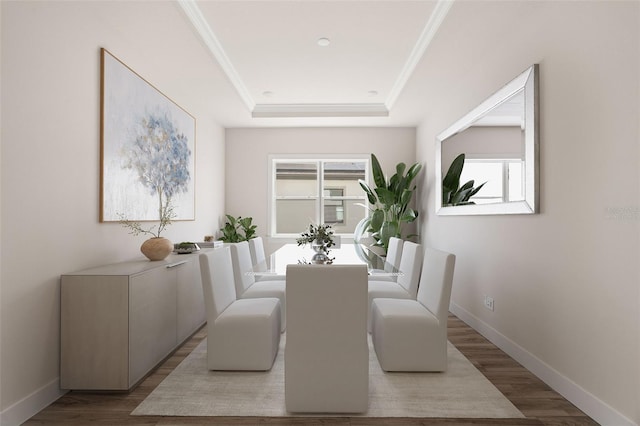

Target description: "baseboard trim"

left=450, top=302, right=637, bottom=426
left=0, top=377, right=66, bottom=426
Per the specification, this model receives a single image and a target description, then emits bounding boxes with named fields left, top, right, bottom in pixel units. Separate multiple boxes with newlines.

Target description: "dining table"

left=249, top=243, right=402, bottom=278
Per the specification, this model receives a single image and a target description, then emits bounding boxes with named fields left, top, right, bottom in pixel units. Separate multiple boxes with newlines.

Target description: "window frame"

left=268, top=154, right=370, bottom=238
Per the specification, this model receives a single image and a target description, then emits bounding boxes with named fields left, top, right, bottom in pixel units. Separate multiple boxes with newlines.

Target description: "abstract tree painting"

left=100, top=49, right=195, bottom=222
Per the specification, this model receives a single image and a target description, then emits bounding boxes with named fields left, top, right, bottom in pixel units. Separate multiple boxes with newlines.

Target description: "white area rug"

left=132, top=335, right=523, bottom=418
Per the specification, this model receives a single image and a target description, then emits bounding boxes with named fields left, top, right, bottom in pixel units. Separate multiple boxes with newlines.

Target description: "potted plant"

left=219, top=214, right=258, bottom=242
left=442, top=153, right=486, bottom=206
left=174, top=241, right=200, bottom=254
left=357, top=153, right=422, bottom=254
left=297, top=223, right=335, bottom=263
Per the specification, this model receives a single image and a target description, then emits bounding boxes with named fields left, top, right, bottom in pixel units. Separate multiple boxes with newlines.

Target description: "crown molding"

left=177, top=0, right=255, bottom=111
left=178, top=0, right=452, bottom=119
left=252, top=103, right=389, bottom=118
left=385, top=0, right=455, bottom=110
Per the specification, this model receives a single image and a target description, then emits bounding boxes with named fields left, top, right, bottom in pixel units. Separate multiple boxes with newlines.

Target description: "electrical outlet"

left=484, top=295, right=494, bottom=311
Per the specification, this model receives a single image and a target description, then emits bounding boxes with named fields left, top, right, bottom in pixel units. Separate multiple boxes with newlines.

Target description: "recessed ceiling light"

left=368, top=90, right=379, bottom=97
left=317, top=37, right=331, bottom=47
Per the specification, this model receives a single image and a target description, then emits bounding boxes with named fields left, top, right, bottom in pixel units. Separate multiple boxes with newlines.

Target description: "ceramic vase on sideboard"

left=140, top=237, right=173, bottom=261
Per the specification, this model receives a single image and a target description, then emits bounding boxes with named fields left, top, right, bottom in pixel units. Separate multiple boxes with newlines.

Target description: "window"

left=269, top=157, right=369, bottom=236
left=323, top=188, right=345, bottom=224
left=461, top=158, right=525, bottom=204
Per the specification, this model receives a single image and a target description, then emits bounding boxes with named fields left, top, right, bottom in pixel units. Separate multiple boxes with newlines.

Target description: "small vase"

left=311, top=240, right=329, bottom=264
left=140, top=237, right=173, bottom=261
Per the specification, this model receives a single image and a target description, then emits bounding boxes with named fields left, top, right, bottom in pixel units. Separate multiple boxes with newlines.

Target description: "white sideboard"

left=60, top=250, right=208, bottom=390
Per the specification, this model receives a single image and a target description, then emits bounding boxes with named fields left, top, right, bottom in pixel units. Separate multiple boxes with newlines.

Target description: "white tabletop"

left=251, top=243, right=400, bottom=277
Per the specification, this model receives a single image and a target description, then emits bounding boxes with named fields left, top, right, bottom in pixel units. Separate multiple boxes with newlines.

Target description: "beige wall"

left=1, top=1, right=225, bottom=422
left=416, top=1, right=639, bottom=424
left=441, top=126, right=524, bottom=168
left=225, top=127, right=417, bottom=254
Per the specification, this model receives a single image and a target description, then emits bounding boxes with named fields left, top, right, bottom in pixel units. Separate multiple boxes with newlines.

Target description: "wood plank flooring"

left=25, top=314, right=599, bottom=426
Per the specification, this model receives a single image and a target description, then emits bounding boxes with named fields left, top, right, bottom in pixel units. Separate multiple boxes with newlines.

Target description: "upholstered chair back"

left=285, top=263, right=369, bottom=412
left=416, top=248, right=456, bottom=324
left=385, top=237, right=403, bottom=272
left=248, top=236, right=266, bottom=266
left=395, top=241, right=423, bottom=298
left=199, top=247, right=237, bottom=320
left=229, top=241, right=256, bottom=296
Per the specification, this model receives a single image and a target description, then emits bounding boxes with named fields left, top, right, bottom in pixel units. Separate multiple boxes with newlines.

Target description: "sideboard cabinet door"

left=128, top=265, right=177, bottom=387
left=176, top=259, right=206, bottom=343
left=60, top=275, right=130, bottom=390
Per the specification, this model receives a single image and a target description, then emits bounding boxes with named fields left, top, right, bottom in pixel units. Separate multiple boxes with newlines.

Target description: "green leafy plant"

left=173, top=241, right=200, bottom=253
left=442, top=153, right=486, bottom=206
left=357, top=153, right=422, bottom=253
left=296, top=223, right=335, bottom=248
left=219, top=214, right=257, bottom=242
left=175, top=241, right=198, bottom=249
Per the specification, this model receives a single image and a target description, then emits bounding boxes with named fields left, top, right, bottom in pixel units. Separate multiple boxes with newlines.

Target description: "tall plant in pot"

left=357, top=153, right=422, bottom=254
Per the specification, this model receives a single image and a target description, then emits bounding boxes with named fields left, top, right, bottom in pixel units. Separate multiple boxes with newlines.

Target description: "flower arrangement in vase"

left=119, top=203, right=175, bottom=261
left=297, top=223, right=335, bottom=264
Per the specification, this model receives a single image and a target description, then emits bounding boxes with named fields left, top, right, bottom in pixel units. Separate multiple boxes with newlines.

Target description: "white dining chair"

left=248, top=236, right=266, bottom=266
left=371, top=247, right=456, bottom=372
left=248, top=236, right=285, bottom=281
left=199, top=247, right=281, bottom=370
left=229, top=241, right=287, bottom=331
left=368, top=236, right=403, bottom=282
left=367, top=241, right=423, bottom=332
left=285, top=264, right=369, bottom=413
left=385, top=237, right=403, bottom=270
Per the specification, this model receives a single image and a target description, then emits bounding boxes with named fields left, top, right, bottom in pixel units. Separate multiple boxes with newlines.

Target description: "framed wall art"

left=100, top=48, right=195, bottom=222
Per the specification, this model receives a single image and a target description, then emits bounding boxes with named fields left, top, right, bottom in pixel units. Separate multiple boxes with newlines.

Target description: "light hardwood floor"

left=25, top=314, right=598, bottom=425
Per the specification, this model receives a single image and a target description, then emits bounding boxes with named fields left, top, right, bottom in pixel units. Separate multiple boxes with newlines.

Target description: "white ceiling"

left=176, top=0, right=454, bottom=127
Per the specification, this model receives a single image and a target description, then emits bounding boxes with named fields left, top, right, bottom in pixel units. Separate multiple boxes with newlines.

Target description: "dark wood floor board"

left=350, top=418, right=544, bottom=426
left=157, top=418, right=353, bottom=426
left=24, top=314, right=598, bottom=426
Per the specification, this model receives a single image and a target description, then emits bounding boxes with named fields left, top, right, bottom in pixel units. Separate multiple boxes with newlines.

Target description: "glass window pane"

left=276, top=199, right=316, bottom=234
left=461, top=162, right=503, bottom=204
left=276, top=162, right=318, bottom=197
left=323, top=161, right=366, bottom=197
left=325, top=199, right=366, bottom=234
left=323, top=188, right=344, bottom=224
left=271, top=158, right=369, bottom=236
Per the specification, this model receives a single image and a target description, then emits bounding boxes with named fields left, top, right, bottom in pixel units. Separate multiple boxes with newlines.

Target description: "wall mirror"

left=435, top=64, right=539, bottom=215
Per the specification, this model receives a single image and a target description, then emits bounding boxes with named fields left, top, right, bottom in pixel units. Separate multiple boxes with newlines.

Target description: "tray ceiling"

left=178, top=0, right=453, bottom=120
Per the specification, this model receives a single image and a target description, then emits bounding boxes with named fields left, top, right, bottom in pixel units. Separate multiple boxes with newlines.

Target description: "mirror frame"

left=435, top=64, right=539, bottom=216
